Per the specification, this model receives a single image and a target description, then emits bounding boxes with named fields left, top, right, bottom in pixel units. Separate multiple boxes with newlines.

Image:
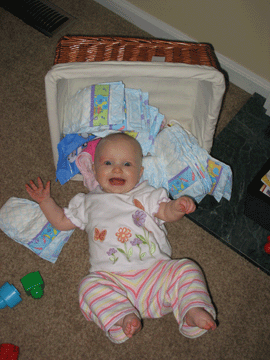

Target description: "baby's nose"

left=113, top=165, right=123, bottom=173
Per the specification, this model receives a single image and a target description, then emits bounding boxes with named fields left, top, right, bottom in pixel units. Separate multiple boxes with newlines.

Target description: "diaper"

left=91, top=88, right=164, bottom=155
left=64, top=82, right=126, bottom=135
left=0, top=198, right=74, bottom=263
left=62, top=82, right=165, bottom=156
left=124, top=88, right=165, bottom=154
left=141, top=124, right=232, bottom=203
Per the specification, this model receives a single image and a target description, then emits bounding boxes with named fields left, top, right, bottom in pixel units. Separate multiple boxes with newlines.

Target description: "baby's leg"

left=185, top=307, right=216, bottom=331
left=115, top=313, right=142, bottom=338
left=165, top=259, right=216, bottom=338
left=79, top=273, right=141, bottom=344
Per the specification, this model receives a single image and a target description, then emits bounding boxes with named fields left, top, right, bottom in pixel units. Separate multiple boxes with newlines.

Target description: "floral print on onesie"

left=104, top=199, right=157, bottom=264
left=64, top=181, right=172, bottom=273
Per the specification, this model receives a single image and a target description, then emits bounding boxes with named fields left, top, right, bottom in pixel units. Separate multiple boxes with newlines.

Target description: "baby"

left=26, top=133, right=217, bottom=344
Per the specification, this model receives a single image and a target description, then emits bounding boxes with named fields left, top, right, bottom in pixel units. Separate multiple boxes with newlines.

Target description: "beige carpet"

left=0, top=1, right=269, bottom=359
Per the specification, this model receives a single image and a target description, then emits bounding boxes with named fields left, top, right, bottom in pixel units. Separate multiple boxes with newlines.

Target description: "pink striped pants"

left=79, top=259, right=216, bottom=343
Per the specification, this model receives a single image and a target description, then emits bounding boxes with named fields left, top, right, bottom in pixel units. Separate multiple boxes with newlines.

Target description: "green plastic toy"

left=20, top=271, right=44, bottom=299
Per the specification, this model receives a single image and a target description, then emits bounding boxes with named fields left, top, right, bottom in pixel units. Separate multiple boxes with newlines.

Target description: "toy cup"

left=20, top=271, right=44, bottom=299
left=0, top=282, right=22, bottom=309
left=0, top=343, right=20, bottom=360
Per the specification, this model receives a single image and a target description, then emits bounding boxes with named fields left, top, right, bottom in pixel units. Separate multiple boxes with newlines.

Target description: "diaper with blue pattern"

left=141, top=124, right=232, bottom=203
left=0, top=198, right=74, bottom=263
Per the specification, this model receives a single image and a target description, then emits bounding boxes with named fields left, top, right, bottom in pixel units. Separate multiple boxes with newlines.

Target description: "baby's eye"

left=124, top=162, right=131, bottom=166
left=104, top=161, right=112, bottom=165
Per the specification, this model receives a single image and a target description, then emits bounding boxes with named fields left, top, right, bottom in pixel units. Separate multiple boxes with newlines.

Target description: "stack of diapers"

left=64, top=81, right=165, bottom=155
left=64, top=81, right=126, bottom=134
left=0, top=198, right=74, bottom=263
left=141, top=124, right=232, bottom=203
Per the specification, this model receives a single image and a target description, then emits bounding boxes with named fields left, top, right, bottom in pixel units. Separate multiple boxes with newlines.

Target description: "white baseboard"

left=94, top=0, right=270, bottom=115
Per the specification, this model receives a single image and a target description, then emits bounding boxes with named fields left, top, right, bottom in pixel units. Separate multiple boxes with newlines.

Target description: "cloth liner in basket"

left=45, top=61, right=226, bottom=175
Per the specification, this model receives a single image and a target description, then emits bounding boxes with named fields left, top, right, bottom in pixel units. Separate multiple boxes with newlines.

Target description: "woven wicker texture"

left=54, top=36, right=220, bottom=70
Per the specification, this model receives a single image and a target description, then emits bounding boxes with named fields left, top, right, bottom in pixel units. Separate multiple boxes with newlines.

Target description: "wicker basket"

left=54, top=36, right=220, bottom=70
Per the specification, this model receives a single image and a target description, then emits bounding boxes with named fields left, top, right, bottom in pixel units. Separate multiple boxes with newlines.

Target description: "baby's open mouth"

left=109, top=178, right=126, bottom=186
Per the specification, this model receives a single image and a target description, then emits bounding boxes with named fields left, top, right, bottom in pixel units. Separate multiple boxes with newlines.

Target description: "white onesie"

left=64, top=181, right=172, bottom=272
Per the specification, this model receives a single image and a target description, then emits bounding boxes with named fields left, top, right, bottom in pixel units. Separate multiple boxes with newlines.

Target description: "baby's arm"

left=25, top=177, right=77, bottom=231
left=156, top=196, right=196, bottom=222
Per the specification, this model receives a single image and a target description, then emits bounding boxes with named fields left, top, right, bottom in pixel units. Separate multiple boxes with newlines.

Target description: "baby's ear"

left=139, top=166, right=144, bottom=178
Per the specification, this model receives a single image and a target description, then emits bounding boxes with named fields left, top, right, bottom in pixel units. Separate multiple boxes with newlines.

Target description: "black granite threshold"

left=188, top=93, right=270, bottom=275
left=187, top=212, right=270, bottom=276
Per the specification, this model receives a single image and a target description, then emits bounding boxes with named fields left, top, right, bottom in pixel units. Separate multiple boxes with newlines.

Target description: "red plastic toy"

left=264, top=236, right=270, bottom=254
left=0, top=344, right=19, bottom=360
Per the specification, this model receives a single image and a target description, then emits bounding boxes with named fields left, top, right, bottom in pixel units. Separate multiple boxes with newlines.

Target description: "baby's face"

left=93, top=136, right=144, bottom=194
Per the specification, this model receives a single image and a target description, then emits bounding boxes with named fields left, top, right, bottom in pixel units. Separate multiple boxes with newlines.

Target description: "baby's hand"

left=25, top=177, right=50, bottom=204
left=175, top=196, right=196, bottom=215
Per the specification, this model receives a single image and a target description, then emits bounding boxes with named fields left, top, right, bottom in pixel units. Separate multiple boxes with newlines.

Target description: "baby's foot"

left=185, top=307, right=217, bottom=331
left=115, top=313, right=142, bottom=338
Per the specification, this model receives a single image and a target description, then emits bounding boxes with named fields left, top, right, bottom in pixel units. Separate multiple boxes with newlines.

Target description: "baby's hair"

left=95, top=132, right=143, bottom=160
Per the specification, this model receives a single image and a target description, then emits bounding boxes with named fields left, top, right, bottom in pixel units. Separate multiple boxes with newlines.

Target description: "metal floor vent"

left=1, top=0, right=76, bottom=37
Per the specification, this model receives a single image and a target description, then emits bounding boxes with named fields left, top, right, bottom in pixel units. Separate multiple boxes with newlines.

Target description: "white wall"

left=126, top=0, right=270, bottom=82
left=94, top=0, right=270, bottom=112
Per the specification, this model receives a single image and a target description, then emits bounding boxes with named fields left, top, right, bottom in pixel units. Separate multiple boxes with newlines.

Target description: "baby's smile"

left=109, top=177, right=126, bottom=186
